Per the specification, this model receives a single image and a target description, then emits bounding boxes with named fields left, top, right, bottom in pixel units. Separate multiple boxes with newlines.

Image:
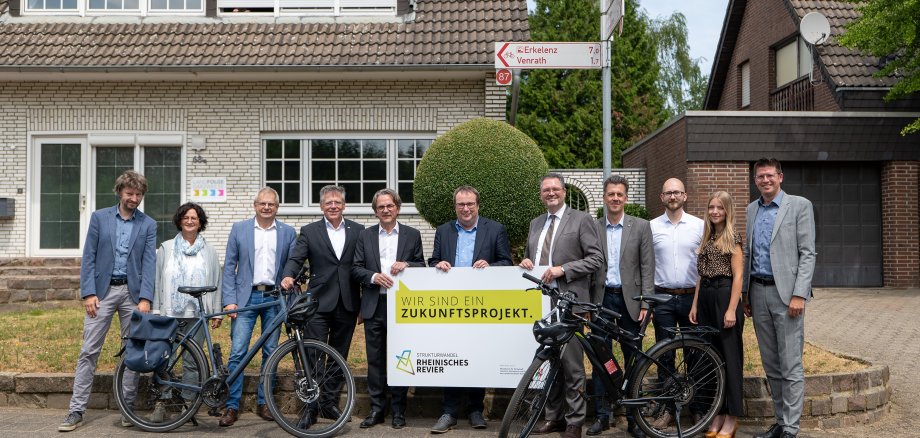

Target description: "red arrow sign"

left=497, top=42, right=511, bottom=68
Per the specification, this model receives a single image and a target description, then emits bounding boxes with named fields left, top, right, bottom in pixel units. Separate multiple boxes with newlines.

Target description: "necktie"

left=539, top=214, right=556, bottom=266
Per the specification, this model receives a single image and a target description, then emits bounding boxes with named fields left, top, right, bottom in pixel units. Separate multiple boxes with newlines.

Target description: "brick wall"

left=686, top=162, right=751, bottom=235
left=622, top=118, right=688, bottom=217
left=717, top=0, right=840, bottom=112
left=0, top=73, right=501, bottom=259
left=881, top=161, right=920, bottom=287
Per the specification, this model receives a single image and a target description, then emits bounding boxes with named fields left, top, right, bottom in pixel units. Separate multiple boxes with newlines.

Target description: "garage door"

left=750, top=162, right=883, bottom=287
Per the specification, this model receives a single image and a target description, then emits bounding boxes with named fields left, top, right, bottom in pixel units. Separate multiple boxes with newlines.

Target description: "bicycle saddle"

left=633, top=294, right=674, bottom=305
left=177, top=286, right=218, bottom=297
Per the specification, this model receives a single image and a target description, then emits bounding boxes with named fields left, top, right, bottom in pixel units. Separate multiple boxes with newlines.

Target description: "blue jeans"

left=592, top=291, right=643, bottom=420
left=226, top=290, right=281, bottom=410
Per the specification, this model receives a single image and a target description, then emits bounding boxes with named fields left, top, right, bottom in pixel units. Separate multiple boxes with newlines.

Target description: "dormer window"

left=775, top=37, right=812, bottom=87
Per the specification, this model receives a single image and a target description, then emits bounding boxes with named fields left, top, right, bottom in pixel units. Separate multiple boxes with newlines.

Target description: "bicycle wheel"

left=498, top=356, right=561, bottom=438
left=626, top=337, right=725, bottom=438
left=262, top=338, right=356, bottom=438
left=113, top=335, right=207, bottom=432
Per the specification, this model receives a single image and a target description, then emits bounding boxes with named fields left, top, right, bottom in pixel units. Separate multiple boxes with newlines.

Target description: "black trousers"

left=697, top=276, right=745, bottom=416
left=365, top=296, right=408, bottom=414
left=306, top=299, right=358, bottom=408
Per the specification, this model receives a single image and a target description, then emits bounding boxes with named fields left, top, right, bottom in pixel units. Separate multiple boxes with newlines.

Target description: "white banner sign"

left=387, top=266, right=550, bottom=388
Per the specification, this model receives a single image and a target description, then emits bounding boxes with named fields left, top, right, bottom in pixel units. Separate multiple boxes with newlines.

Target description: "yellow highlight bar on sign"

left=395, top=281, right=542, bottom=324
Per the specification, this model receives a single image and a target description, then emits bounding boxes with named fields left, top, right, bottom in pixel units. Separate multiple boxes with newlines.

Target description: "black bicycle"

left=499, top=273, right=725, bottom=438
left=112, top=270, right=355, bottom=438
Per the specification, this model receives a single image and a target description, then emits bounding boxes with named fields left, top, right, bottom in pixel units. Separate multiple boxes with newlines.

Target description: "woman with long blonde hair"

left=690, top=191, right=744, bottom=438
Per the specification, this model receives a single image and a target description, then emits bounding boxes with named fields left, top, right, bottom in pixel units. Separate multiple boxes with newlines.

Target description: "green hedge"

left=414, top=118, right=548, bottom=247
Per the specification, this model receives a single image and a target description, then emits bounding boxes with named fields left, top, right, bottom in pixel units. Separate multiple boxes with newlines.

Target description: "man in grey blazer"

left=587, top=174, right=654, bottom=438
left=352, top=188, right=426, bottom=430
left=220, top=187, right=297, bottom=427
left=60, top=170, right=157, bottom=432
left=522, top=173, right=604, bottom=438
left=744, top=158, right=816, bottom=438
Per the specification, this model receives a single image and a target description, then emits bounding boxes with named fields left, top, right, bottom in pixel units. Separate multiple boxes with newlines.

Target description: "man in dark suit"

left=588, top=174, right=654, bottom=438
left=521, top=173, right=604, bottom=438
left=281, top=184, right=365, bottom=424
left=744, top=158, right=816, bottom=438
left=60, top=170, right=157, bottom=432
left=220, top=187, right=297, bottom=427
left=428, top=185, right=513, bottom=433
left=352, top=188, right=425, bottom=430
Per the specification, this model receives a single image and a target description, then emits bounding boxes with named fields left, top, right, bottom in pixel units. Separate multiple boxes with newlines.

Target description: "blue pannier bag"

left=122, top=310, right=179, bottom=373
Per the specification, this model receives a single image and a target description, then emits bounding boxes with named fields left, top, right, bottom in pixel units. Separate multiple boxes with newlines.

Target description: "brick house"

left=623, top=0, right=920, bottom=287
left=0, top=0, right=528, bottom=273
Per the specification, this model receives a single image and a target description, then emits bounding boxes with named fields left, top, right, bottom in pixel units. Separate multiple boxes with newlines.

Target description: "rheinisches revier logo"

left=395, top=349, right=415, bottom=375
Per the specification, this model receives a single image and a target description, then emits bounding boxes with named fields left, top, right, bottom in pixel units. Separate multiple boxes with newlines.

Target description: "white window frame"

left=218, top=0, right=396, bottom=17
left=26, top=132, right=187, bottom=257
left=775, top=36, right=813, bottom=88
left=740, top=61, right=751, bottom=108
left=23, top=0, right=205, bottom=16
left=263, top=133, right=434, bottom=216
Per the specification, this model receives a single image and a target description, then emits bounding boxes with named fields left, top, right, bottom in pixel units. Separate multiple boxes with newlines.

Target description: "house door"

left=30, top=137, right=183, bottom=256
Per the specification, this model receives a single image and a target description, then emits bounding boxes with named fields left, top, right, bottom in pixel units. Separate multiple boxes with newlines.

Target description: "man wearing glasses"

left=281, top=185, right=365, bottom=426
left=745, top=159, right=816, bottom=438
left=428, top=185, right=513, bottom=433
left=645, top=178, right=705, bottom=431
left=220, top=187, right=297, bottom=426
left=352, top=188, right=426, bottom=429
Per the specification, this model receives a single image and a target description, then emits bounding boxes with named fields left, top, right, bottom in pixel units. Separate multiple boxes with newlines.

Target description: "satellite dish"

left=800, top=12, right=831, bottom=45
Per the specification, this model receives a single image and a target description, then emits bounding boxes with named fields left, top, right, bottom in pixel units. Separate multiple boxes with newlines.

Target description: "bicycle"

left=112, top=269, right=356, bottom=438
left=499, top=273, right=726, bottom=438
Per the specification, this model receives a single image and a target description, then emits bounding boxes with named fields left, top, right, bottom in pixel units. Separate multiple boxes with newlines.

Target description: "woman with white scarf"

left=150, top=202, right=222, bottom=419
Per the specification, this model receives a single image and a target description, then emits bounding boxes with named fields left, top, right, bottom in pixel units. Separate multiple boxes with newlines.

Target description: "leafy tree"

left=839, top=0, right=920, bottom=135
left=413, top=118, right=548, bottom=247
left=517, top=0, right=667, bottom=169
left=648, top=11, right=709, bottom=117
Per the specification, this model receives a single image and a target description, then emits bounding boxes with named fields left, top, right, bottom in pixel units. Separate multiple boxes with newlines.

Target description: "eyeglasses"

left=455, top=202, right=477, bottom=209
left=661, top=191, right=685, bottom=197
left=375, top=204, right=397, bottom=212
left=255, top=202, right=278, bottom=208
left=540, top=187, right=564, bottom=194
left=182, top=216, right=199, bottom=222
left=754, top=173, right=780, bottom=181
left=322, top=200, right=344, bottom=207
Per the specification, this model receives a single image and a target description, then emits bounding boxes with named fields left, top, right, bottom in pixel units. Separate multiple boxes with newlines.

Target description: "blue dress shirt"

left=605, top=215, right=624, bottom=287
left=751, top=190, right=785, bottom=279
left=112, top=207, right=136, bottom=278
left=454, top=220, right=478, bottom=268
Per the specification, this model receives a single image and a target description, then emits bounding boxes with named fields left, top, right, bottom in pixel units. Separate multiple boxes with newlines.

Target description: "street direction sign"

left=495, top=42, right=603, bottom=69
left=601, top=0, right=624, bottom=40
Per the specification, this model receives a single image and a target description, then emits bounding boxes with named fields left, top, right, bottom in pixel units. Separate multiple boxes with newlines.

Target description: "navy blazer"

left=428, top=216, right=513, bottom=267
left=352, top=223, right=426, bottom=320
left=80, top=205, right=157, bottom=303
left=283, top=218, right=365, bottom=313
left=221, top=218, right=297, bottom=308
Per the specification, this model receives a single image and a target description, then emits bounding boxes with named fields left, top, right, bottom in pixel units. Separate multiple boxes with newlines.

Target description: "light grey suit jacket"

left=592, top=214, right=655, bottom=321
left=221, top=218, right=297, bottom=308
left=524, top=207, right=604, bottom=303
left=743, top=193, right=816, bottom=305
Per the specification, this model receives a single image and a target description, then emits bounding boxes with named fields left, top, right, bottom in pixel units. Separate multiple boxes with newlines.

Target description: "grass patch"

left=0, top=302, right=861, bottom=376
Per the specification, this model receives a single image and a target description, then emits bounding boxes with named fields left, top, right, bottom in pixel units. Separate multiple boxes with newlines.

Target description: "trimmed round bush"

left=414, top=118, right=549, bottom=247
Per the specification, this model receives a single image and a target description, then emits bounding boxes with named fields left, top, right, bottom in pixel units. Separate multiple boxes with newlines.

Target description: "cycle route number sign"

left=386, top=266, right=550, bottom=388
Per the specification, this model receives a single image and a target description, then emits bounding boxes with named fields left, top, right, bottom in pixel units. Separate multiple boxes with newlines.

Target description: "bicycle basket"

left=286, top=291, right=318, bottom=326
left=532, top=312, right=578, bottom=346
left=123, top=310, right=179, bottom=372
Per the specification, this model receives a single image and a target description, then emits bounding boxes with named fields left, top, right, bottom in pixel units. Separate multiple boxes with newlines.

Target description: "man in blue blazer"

left=744, top=159, right=816, bottom=438
left=352, top=188, right=426, bottom=429
left=427, top=185, right=513, bottom=433
left=219, top=187, right=297, bottom=427
left=281, top=184, right=365, bottom=426
left=60, top=170, right=157, bottom=432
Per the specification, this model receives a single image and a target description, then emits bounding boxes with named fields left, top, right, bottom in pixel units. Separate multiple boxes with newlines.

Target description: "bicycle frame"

left=157, top=291, right=292, bottom=396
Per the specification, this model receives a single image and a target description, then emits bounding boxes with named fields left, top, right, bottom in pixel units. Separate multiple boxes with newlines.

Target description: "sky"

left=526, top=0, right=730, bottom=76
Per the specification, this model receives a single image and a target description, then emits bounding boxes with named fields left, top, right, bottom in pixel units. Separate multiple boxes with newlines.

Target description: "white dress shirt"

left=650, top=211, right=704, bottom=289
left=325, top=217, right=346, bottom=260
left=536, top=204, right=567, bottom=267
left=253, top=220, right=278, bottom=286
left=373, top=223, right=400, bottom=294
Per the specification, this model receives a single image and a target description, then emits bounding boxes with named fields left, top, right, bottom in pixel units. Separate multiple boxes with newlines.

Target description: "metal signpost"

left=601, top=0, right=624, bottom=178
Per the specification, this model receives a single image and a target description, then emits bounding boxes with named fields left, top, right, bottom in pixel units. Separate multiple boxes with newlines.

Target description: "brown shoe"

left=563, top=424, right=582, bottom=438
left=219, top=408, right=238, bottom=427
left=257, top=404, right=274, bottom=421
left=532, top=420, right=566, bottom=435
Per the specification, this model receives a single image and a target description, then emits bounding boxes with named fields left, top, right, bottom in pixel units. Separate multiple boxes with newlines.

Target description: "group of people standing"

left=58, top=157, right=815, bottom=438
